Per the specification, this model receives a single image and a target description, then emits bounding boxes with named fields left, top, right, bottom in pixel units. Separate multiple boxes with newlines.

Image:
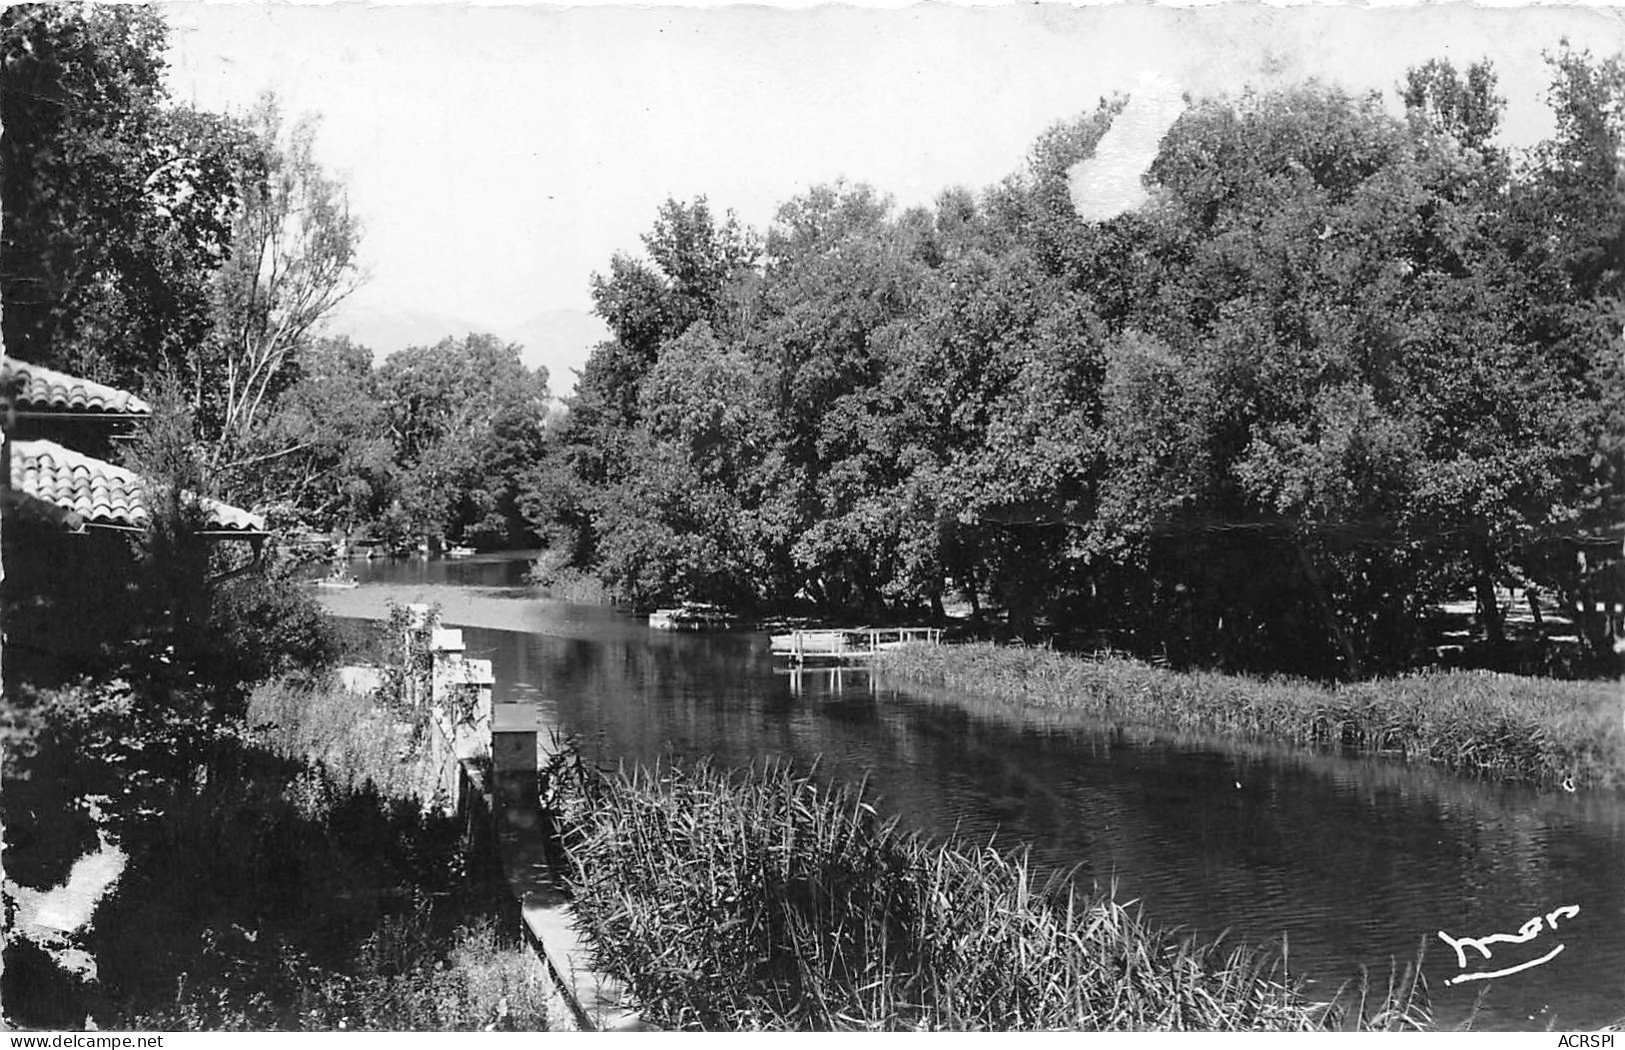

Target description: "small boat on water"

left=446, top=545, right=477, bottom=557
left=649, top=602, right=740, bottom=631
left=314, top=571, right=361, bottom=590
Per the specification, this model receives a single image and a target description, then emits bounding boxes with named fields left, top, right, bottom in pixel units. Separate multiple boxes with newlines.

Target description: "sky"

left=160, top=1, right=1625, bottom=389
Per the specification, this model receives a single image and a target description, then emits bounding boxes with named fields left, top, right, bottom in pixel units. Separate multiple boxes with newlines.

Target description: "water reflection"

left=320, top=571, right=1625, bottom=1031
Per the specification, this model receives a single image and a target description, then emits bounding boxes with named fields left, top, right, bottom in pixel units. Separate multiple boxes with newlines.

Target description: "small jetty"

left=770, top=626, right=942, bottom=664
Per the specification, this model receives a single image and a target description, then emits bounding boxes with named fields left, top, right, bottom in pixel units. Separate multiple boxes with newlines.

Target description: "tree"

left=375, top=334, right=549, bottom=547
left=577, top=197, right=758, bottom=433
left=1, top=4, right=253, bottom=390
left=750, top=182, right=932, bottom=613
left=591, top=435, right=762, bottom=608
left=532, top=59, right=1621, bottom=676
left=2, top=5, right=361, bottom=504
left=1401, top=59, right=1504, bottom=154
left=1505, top=45, right=1625, bottom=663
left=204, top=94, right=362, bottom=472
left=559, top=323, right=773, bottom=607
left=1091, top=83, right=1467, bottom=674
left=639, top=323, right=768, bottom=490
left=241, top=335, right=395, bottom=531
left=551, top=198, right=760, bottom=574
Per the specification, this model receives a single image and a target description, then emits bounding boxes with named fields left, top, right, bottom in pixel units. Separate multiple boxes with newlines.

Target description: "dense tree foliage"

left=530, top=51, right=1622, bottom=679
left=235, top=330, right=552, bottom=550
left=1, top=5, right=254, bottom=389
left=375, top=334, right=550, bottom=549
left=244, top=335, right=394, bottom=529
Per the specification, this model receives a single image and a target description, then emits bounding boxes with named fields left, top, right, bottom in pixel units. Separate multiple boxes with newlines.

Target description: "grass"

left=246, top=675, right=439, bottom=803
left=875, top=644, right=1625, bottom=791
left=129, top=911, right=556, bottom=1031
left=553, top=756, right=1435, bottom=1032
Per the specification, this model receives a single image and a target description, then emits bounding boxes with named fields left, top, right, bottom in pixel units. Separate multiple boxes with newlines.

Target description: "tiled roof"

left=9, top=439, right=265, bottom=534
left=2, top=359, right=151, bottom=415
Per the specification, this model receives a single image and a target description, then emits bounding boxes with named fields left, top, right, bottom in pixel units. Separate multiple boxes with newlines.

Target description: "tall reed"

left=875, top=644, right=1625, bottom=790
left=557, top=757, right=1433, bottom=1031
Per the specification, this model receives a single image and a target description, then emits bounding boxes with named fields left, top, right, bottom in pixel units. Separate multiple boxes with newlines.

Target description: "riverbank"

left=550, top=755, right=1433, bottom=1032
left=874, top=643, right=1625, bottom=790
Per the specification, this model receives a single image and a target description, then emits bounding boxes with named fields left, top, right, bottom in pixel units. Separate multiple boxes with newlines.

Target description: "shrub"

left=207, top=570, right=341, bottom=688
left=526, top=552, right=612, bottom=604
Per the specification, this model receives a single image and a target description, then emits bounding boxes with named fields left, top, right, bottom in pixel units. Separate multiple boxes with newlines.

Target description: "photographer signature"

left=1437, top=905, right=1580, bottom=986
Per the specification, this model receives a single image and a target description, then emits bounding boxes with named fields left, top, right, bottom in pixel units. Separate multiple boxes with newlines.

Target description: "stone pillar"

left=428, top=625, right=494, bottom=774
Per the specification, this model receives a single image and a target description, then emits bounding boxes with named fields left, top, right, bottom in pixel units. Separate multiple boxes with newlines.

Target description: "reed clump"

left=556, top=757, right=1431, bottom=1031
left=875, top=644, right=1625, bottom=790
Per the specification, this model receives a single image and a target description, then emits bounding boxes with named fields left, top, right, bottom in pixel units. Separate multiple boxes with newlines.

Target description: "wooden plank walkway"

left=520, top=888, right=652, bottom=1031
left=489, top=705, right=653, bottom=1031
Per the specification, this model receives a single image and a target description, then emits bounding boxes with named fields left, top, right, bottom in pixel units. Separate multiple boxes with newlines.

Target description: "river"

left=317, top=551, right=1625, bottom=1032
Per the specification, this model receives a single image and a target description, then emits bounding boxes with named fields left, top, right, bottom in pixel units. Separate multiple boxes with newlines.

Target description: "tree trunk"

left=965, top=577, right=982, bottom=625
left=1473, top=539, right=1505, bottom=650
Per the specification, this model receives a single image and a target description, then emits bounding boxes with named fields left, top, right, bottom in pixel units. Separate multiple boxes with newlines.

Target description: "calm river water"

left=318, top=551, right=1625, bottom=1031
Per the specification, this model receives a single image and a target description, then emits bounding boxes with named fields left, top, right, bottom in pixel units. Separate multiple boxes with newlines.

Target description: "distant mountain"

left=321, top=300, right=607, bottom=397
left=321, top=300, right=492, bottom=361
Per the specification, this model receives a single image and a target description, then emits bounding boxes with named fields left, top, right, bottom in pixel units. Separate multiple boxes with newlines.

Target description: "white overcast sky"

left=161, top=1, right=1625, bottom=348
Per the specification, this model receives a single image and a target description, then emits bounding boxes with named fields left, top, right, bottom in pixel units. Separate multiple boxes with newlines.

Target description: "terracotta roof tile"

left=9, top=439, right=265, bottom=534
left=2, top=359, right=151, bottom=415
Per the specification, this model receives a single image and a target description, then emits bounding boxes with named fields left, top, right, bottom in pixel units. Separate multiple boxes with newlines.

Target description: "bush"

left=206, top=570, right=341, bottom=689
left=525, top=551, right=612, bottom=604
